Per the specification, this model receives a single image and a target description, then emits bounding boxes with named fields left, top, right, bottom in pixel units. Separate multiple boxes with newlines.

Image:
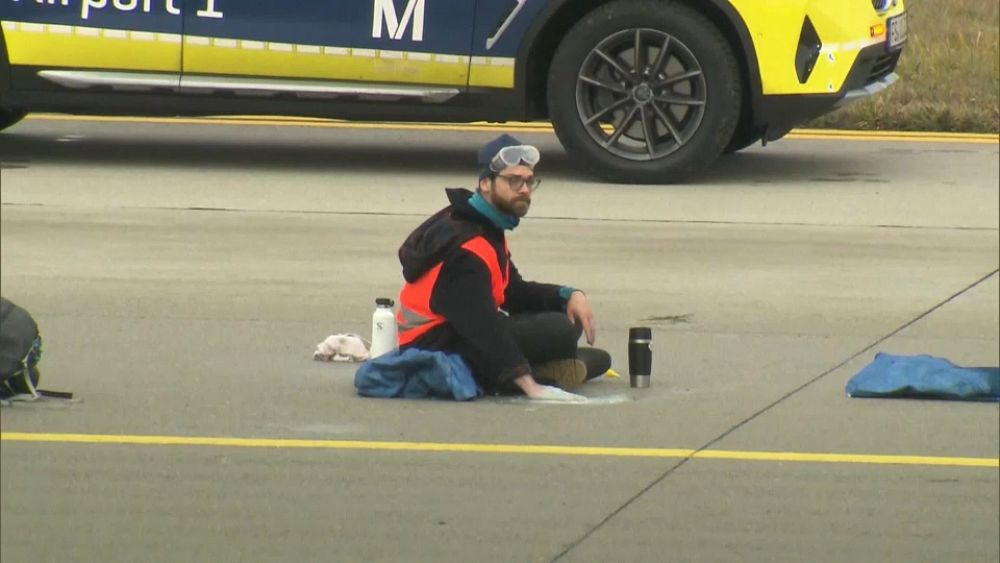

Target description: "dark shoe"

left=532, top=359, right=588, bottom=390
left=576, top=347, right=612, bottom=380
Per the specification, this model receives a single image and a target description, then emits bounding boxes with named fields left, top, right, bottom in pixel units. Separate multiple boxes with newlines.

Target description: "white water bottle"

left=369, top=297, right=398, bottom=359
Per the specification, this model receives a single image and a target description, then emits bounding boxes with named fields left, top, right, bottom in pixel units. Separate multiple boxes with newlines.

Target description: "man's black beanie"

left=477, top=134, right=524, bottom=180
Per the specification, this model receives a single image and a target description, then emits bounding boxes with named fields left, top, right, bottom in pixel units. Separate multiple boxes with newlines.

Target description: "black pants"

left=453, top=312, right=608, bottom=393
left=505, top=311, right=582, bottom=366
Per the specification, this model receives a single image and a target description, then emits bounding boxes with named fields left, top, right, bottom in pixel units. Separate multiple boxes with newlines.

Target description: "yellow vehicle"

left=0, top=0, right=906, bottom=183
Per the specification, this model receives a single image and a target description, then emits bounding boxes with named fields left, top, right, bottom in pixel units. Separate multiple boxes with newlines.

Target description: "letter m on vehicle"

left=372, top=0, right=424, bottom=41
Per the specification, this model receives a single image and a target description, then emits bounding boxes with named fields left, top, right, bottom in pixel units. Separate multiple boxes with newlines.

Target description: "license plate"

left=887, top=13, right=907, bottom=50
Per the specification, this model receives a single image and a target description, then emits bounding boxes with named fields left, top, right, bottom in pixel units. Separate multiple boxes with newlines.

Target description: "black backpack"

left=0, top=297, right=71, bottom=401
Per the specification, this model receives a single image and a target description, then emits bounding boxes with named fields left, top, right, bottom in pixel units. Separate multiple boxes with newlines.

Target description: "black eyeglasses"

left=496, top=174, right=541, bottom=192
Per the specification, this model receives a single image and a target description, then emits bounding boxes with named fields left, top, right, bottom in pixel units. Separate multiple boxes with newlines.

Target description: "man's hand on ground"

left=529, top=385, right=588, bottom=403
left=514, top=375, right=588, bottom=402
left=566, top=291, right=596, bottom=345
left=514, top=374, right=545, bottom=397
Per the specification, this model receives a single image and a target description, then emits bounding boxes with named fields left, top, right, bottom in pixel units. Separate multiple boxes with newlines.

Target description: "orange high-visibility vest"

left=396, top=236, right=509, bottom=346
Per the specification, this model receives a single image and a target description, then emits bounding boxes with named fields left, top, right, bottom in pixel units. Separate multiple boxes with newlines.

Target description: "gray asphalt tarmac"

left=1, top=116, right=998, bottom=563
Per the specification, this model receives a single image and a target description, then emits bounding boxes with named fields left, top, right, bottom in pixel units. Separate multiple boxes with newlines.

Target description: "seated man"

left=395, top=134, right=611, bottom=400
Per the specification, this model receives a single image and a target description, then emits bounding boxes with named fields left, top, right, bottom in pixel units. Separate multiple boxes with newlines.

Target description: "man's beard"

left=496, top=195, right=531, bottom=217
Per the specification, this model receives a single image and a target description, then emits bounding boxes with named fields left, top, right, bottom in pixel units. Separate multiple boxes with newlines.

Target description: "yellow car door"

left=1, top=0, right=182, bottom=90
left=179, top=0, right=477, bottom=101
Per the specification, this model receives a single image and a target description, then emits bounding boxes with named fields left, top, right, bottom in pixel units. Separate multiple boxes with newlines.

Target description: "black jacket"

left=398, top=188, right=567, bottom=387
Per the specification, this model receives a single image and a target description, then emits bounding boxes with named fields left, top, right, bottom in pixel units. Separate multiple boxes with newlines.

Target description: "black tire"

left=547, top=0, right=741, bottom=183
left=0, top=107, right=26, bottom=131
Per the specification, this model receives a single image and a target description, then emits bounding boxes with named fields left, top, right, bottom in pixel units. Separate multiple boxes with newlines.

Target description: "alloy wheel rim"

left=575, top=28, right=707, bottom=161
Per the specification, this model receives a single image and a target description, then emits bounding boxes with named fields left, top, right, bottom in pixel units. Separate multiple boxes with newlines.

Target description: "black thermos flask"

left=628, top=327, right=652, bottom=388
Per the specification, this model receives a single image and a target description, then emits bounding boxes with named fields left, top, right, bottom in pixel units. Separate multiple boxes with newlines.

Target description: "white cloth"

left=314, top=333, right=370, bottom=362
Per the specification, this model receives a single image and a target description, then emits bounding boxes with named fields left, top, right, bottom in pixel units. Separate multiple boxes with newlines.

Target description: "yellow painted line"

left=24, top=114, right=999, bottom=143
left=693, top=449, right=998, bottom=468
left=784, top=132, right=998, bottom=144
left=2, top=432, right=997, bottom=469
left=791, top=128, right=998, bottom=140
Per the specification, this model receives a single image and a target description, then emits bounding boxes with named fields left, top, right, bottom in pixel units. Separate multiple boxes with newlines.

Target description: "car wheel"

left=0, top=108, right=27, bottom=131
left=547, top=0, right=741, bottom=183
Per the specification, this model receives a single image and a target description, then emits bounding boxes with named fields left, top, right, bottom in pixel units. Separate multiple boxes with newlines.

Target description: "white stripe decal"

left=2, top=21, right=516, bottom=70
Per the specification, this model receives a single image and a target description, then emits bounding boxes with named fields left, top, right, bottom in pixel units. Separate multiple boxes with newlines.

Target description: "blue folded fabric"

left=354, top=347, right=481, bottom=400
left=846, top=353, right=1000, bottom=401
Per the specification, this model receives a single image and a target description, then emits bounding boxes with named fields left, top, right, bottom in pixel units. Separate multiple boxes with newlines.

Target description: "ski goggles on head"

left=489, top=144, right=541, bottom=174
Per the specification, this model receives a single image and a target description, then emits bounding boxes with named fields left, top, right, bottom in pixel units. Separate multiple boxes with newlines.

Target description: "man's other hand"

left=567, top=291, right=596, bottom=345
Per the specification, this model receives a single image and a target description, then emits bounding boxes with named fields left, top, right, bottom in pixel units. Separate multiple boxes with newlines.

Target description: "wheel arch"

left=516, top=0, right=762, bottom=125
